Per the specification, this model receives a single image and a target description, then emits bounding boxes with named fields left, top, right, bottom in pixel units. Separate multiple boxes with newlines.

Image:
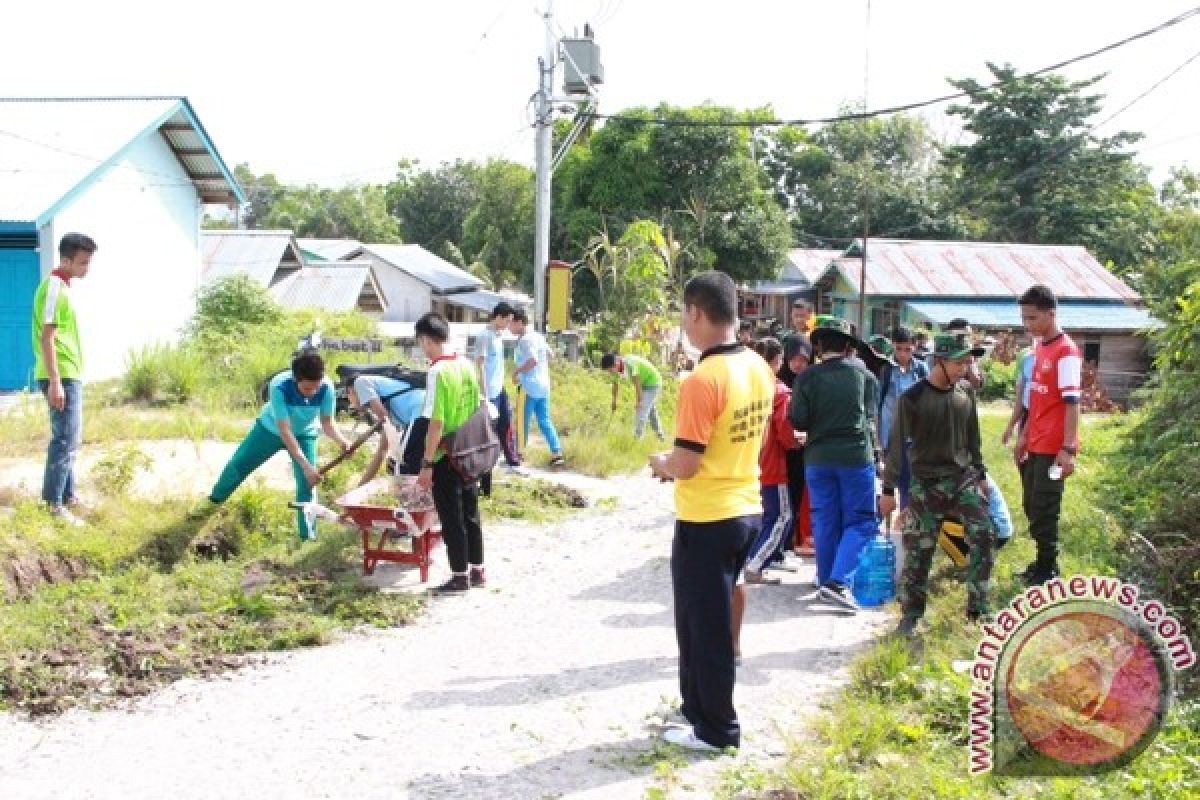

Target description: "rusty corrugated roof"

left=201, top=230, right=304, bottom=287
left=783, top=248, right=842, bottom=285
left=828, top=239, right=1140, bottom=301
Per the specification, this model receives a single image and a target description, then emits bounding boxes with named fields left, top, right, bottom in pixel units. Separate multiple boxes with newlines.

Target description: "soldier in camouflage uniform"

left=879, top=333, right=996, bottom=636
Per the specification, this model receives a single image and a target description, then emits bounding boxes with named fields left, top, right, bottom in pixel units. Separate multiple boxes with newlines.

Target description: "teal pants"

left=209, top=421, right=319, bottom=539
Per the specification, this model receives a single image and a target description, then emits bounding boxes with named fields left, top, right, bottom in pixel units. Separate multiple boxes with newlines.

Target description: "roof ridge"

left=202, top=229, right=295, bottom=236
left=869, top=238, right=1086, bottom=250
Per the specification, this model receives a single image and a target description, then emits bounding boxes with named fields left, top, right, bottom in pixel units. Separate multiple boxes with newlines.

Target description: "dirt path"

left=0, top=469, right=888, bottom=799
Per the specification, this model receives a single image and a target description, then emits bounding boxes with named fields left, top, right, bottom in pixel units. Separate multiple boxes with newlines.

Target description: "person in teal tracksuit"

left=207, top=351, right=350, bottom=540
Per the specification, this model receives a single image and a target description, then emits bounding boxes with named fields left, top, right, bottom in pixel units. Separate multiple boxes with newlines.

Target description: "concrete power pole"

left=533, top=0, right=556, bottom=331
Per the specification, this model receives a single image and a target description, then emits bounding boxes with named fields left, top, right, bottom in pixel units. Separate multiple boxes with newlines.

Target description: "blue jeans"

left=39, top=378, right=83, bottom=507
left=805, top=463, right=879, bottom=587
left=523, top=395, right=562, bottom=455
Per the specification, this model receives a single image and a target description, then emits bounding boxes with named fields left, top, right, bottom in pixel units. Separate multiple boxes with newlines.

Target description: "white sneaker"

left=503, top=464, right=528, bottom=476
left=50, top=506, right=85, bottom=527
left=662, top=726, right=720, bottom=753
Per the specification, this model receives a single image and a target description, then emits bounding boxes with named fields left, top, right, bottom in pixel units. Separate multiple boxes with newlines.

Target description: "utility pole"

left=533, top=0, right=555, bottom=331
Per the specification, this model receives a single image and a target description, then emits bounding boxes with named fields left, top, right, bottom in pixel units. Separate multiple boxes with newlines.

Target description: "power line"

left=578, top=6, right=1200, bottom=129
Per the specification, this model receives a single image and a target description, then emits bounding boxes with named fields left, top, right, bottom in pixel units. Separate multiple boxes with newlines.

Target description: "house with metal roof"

left=0, top=96, right=243, bottom=389
left=813, top=238, right=1159, bottom=402
left=740, top=247, right=839, bottom=323
left=348, top=243, right=520, bottom=323
left=270, top=262, right=387, bottom=314
left=201, top=230, right=305, bottom=288
left=297, top=238, right=363, bottom=263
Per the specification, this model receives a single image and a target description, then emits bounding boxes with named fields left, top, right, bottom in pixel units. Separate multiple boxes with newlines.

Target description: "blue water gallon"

left=853, top=535, right=897, bottom=607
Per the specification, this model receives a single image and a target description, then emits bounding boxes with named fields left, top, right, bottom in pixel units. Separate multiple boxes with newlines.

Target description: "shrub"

left=123, top=344, right=164, bottom=402
left=978, top=357, right=1016, bottom=402
left=91, top=445, right=152, bottom=497
left=188, top=275, right=283, bottom=339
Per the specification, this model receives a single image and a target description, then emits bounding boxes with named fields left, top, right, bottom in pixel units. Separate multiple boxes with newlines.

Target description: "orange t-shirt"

left=674, top=344, right=776, bottom=523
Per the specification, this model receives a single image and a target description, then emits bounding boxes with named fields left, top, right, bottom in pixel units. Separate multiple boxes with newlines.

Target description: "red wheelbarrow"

left=335, top=478, right=442, bottom=581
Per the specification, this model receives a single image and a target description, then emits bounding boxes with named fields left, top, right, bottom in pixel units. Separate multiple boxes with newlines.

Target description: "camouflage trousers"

left=901, top=474, right=996, bottom=619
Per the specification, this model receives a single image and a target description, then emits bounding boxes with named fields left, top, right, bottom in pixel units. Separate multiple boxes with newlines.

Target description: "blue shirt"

left=473, top=326, right=507, bottom=400
left=514, top=331, right=552, bottom=399
left=259, top=372, right=336, bottom=437
left=1020, top=351, right=1035, bottom=410
left=879, top=360, right=928, bottom=446
left=352, top=375, right=425, bottom=428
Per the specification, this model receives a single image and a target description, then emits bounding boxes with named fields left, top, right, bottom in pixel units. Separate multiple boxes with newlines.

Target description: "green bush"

left=91, top=445, right=152, bottom=497
left=978, top=357, right=1017, bottom=402
left=188, top=274, right=283, bottom=339
left=123, top=344, right=164, bottom=402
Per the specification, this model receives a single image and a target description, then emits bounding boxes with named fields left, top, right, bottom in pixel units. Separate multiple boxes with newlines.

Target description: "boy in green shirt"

left=600, top=352, right=665, bottom=440
left=414, top=312, right=488, bottom=594
left=32, top=233, right=96, bottom=526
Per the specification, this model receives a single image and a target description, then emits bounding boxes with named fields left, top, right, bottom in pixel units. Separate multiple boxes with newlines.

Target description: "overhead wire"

left=577, top=6, right=1200, bottom=129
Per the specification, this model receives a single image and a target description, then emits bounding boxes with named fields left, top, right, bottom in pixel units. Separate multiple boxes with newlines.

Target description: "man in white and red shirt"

left=1016, top=284, right=1082, bottom=586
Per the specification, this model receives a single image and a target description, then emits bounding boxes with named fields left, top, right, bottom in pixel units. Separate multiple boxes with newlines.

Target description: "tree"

left=262, top=184, right=401, bottom=243
left=759, top=116, right=968, bottom=246
left=233, top=163, right=285, bottom=229
left=555, top=104, right=792, bottom=283
left=386, top=159, right=480, bottom=256
left=946, top=63, right=1156, bottom=271
left=461, top=159, right=535, bottom=290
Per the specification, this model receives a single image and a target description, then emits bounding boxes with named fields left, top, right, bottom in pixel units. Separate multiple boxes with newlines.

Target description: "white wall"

left=363, top=257, right=432, bottom=322
left=48, top=132, right=201, bottom=381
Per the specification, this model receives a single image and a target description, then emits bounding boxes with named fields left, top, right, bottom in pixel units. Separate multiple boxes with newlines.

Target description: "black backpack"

left=441, top=401, right=501, bottom=484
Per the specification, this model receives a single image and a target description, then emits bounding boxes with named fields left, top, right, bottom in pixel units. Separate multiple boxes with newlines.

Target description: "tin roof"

left=905, top=300, right=1161, bottom=332
left=357, top=243, right=483, bottom=293
left=826, top=239, right=1141, bottom=302
left=0, top=97, right=242, bottom=224
left=445, top=288, right=518, bottom=315
left=271, top=262, right=386, bottom=313
left=782, top=248, right=842, bottom=286
left=298, top=238, right=362, bottom=262
left=201, top=230, right=305, bottom=287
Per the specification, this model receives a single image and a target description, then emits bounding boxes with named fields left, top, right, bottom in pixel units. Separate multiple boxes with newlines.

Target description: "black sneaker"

left=431, top=575, right=470, bottom=594
left=894, top=615, right=921, bottom=638
left=818, top=582, right=860, bottom=612
left=469, top=567, right=487, bottom=588
left=1021, top=563, right=1060, bottom=587
left=549, top=455, right=566, bottom=468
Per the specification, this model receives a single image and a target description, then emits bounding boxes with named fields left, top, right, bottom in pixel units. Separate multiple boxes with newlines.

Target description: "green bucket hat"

left=933, top=332, right=986, bottom=360
left=813, top=315, right=853, bottom=338
left=867, top=334, right=895, bottom=359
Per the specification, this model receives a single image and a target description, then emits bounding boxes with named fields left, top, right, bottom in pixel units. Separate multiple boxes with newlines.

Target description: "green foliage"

left=189, top=274, right=284, bottom=340
left=946, top=63, right=1158, bottom=273
left=760, top=115, right=969, bottom=245
left=260, top=181, right=401, bottom=243
left=978, top=358, right=1017, bottom=402
left=1102, top=270, right=1200, bottom=648
left=90, top=445, right=152, bottom=497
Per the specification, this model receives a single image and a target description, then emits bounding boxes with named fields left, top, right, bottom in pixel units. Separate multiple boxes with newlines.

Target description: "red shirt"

left=1026, top=332, right=1082, bottom=455
left=759, top=380, right=798, bottom=485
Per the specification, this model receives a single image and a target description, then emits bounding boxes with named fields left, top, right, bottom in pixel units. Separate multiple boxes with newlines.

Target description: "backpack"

left=441, top=400, right=501, bottom=484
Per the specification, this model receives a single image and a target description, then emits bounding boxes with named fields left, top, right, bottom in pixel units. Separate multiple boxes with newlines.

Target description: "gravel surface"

left=0, top=469, right=889, bottom=799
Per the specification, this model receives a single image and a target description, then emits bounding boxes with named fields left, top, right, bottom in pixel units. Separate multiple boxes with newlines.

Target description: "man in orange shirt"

left=650, top=271, right=776, bottom=752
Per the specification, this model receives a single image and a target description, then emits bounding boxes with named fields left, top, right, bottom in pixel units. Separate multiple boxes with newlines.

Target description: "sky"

left=3, top=0, right=1198, bottom=188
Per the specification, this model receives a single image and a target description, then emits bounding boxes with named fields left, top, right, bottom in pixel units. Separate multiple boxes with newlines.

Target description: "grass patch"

left=722, top=411, right=1200, bottom=799
left=0, top=384, right=253, bottom=458
left=519, top=361, right=677, bottom=477
left=0, top=485, right=423, bottom=714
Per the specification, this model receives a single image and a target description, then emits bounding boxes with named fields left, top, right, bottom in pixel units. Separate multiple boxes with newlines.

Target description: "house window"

left=1083, top=341, right=1101, bottom=365
left=869, top=301, right=900, bottom=337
